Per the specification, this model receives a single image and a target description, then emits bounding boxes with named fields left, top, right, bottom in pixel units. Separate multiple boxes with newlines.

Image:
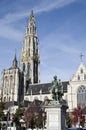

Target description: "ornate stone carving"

left=22, top=50, right=30, bottom=62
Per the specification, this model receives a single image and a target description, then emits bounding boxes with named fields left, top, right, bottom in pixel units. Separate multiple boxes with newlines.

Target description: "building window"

left=23, top=63, right=25, bottom=72
left=78, top=75, right=80, bottom=80
left=27, top=63, right=30, bottom=77
left=84, top=74, right=86, bottom=80
left=77, top=85, right=86, bottom=107
left=29, top=37, right=31, bottom=46
left=29, top=48, right=30, bottom=56
left=81, top=68, right=83, bottom=74
left=4, top=97, right=6, bottom=102
left=9, top=97, right=10, bottom=101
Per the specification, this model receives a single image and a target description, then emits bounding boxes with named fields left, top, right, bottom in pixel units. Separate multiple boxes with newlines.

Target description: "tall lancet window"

left=23, top=63, right=25, bottom=72
left=77, top=85, right=86, bottom=107
left=27, top=63, right=30, bottom=77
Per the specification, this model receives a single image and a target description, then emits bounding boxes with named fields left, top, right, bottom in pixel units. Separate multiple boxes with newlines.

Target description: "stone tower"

left=2, top=54, right=24, bottom=103
left=20, top=10, right=40, bottom=93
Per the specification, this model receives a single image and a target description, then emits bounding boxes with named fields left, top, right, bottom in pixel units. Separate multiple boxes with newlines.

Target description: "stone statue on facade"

left=51, top=75, right=63, bottom=103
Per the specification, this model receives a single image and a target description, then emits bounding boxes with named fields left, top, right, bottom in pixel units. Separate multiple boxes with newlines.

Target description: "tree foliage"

left=12, top=106, right=25, bottom=127
left=71, top=106, right=85, bottom=127
left=0, top=102, right=5, bottom=130
left=24, top=100, right=46, bottom=129
left=0, top=102, right=5, bottom=121
left=66, top=112, right=72, bottom=128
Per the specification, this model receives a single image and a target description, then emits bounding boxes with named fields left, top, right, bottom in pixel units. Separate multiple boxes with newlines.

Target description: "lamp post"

left=78, top=116, right=80, bottom=128
left=6, top=110, right=10, bottom=130
left=42, top=113, right=45, bottom=130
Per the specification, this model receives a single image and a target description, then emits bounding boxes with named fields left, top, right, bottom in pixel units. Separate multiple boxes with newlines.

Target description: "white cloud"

left=0, top=0, right=77, bottom=41
left=34, top=0, right=77, bottom=14
left=40, top=27, right=86, bottom=82
left=40, top=32, right=80, bottom=59
left=0, top=24, right=23, bottom=41
left=40, top=64, right=73, bottom=83
left=0, top=0, right=77, bottom=25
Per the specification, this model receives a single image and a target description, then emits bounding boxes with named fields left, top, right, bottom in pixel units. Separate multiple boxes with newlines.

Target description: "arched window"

left=84, top=74, right=86, bottom=80
left=27, top=63, right=30, bottom=77
left=9, top=97, right=10, bottom=101
left=10, top=76, right=13, bottom=93
left=23, top=63, right=25, bottom=72
left=4, top=97, right=6, bottom=102
left=77, top=85, right=86, bottom=107
left=81, top=68, right=83, bottom=74
left=78, top=75, right=80, bottom=80
left=29, top=37, right=31, bottom=46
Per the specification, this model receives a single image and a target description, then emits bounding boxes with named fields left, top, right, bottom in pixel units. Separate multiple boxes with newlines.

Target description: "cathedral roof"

left=26, top=81, right=69, bottom=95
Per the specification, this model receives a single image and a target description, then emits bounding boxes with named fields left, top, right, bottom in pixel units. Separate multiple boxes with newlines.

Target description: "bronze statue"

left=51, top=75, right=63, bottom=102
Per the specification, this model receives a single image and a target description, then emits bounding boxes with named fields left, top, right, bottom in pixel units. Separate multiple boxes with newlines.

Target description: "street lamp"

left=78, top=116, right=80, bottom=128
left=42, top=113, right=45, bottom=130
left=6, top=110, right=10, bottom=130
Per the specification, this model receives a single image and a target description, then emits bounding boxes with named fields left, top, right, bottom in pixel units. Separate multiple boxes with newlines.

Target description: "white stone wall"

left=2, top=68, right=19, bottom=102
left=67, top=62, right=86, bottom=111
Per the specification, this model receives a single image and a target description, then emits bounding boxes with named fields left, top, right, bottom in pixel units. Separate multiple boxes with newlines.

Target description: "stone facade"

left=2, top=55, right=24, bottom=103
left=67, top=62, right=86, bottom=111
left=20, top=10, right=40, bottom=93
left=0, top=10, right=86, bottom=114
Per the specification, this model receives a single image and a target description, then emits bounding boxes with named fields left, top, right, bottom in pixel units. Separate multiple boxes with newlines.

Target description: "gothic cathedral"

left=1, top=10, right=40, bottom=104
left=1, top=10, right=86, bottom=114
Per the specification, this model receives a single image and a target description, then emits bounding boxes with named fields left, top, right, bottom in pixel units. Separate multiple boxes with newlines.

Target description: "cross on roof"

left=80, top=53, right=83, bottom=62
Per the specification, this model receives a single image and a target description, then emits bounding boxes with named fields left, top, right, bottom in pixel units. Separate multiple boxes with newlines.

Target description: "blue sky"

left=0, top=0, right=86, bottom=83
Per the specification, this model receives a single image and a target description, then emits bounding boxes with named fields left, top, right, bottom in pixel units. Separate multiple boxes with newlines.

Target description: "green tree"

left=0, top=102, right=5, bottom=130
left=12, top=106, right=25, bottom=130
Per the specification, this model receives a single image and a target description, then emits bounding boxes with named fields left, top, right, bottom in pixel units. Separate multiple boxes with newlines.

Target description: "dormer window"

left=81, top=68, right=83, bottom=74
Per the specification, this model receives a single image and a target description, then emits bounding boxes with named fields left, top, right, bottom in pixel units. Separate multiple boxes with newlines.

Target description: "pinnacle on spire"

left=26, top=10, right=36, bottom=35
left=12, top=51, right=18, bottom=68
left=30, top=10, right=34, bottom=21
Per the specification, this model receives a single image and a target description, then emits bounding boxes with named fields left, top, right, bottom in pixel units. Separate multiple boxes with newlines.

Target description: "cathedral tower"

left=2, top=54, right=24, bottom=103
left=20, top=10, right=40, bottom=90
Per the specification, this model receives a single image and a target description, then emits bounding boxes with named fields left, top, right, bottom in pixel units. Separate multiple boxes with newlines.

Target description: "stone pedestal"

left=45, top=101, right=67, bottom=130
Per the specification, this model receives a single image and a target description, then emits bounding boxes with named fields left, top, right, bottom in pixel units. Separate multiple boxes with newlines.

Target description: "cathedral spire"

left=20, top=10, right=40, bottom=87
left=26, top=10, right=36, bottom=36
left=12, top=51, right=18, bottom=68
left=30, top=10, right=34, bottom=21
